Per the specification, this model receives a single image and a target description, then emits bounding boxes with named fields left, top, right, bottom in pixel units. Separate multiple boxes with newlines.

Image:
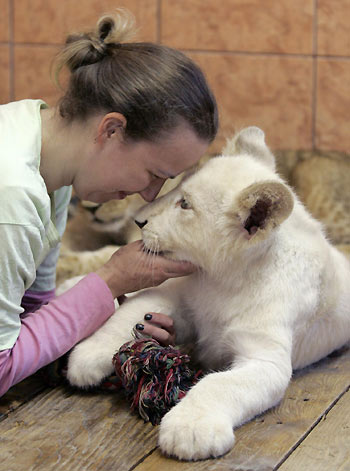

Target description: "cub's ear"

left=222, top=127, right=276, bottom=171
left=237, top=181, right=294, bottom=240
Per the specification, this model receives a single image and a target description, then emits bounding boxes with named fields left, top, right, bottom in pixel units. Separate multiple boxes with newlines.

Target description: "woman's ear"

left=95, top=112, right=127, bottom=143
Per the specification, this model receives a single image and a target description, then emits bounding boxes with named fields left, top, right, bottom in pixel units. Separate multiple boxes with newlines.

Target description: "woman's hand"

left=135, top=312, right=176, bottom=346
left=95, top=240, right=197, bottom=299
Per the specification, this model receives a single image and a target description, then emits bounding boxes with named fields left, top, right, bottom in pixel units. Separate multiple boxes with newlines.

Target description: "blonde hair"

left=54, top=9, right=218, bottom=142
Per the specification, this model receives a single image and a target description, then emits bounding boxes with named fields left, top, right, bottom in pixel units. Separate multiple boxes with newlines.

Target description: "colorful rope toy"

left=113, top=336, right=201, bottom=425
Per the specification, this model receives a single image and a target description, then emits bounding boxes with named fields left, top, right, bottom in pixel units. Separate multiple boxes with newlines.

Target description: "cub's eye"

left=177, top=198, right=191, bottom=210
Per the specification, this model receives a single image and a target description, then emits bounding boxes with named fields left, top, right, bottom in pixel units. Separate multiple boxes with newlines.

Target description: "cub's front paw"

left=66, top=340, right=115, bottom=388
left=158, top=399, right=234, bottom=461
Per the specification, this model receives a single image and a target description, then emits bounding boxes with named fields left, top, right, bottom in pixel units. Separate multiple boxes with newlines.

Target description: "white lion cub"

left=65, top=127, right=350, bottom=461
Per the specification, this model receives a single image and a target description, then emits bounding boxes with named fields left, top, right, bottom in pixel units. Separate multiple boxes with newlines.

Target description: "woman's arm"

left=0, top=273, right=115, bottom=397
left=0, top=239, right=196, bottom=397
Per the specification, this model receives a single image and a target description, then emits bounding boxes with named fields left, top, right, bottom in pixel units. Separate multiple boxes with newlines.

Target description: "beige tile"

left=316, top=59, right=350, bottom=152
left=162, top=0, right=313, bottom=54
left=0, top=0, right=9, bottom=42
left=14, top=45, right=61, bottom=105
left=14, top=0, right=157, bottom=44
left=318, top=0, right=350, bottom=56
left=189, top=53, right=313, bottom=153
left=0, top=44, right=10, bottom=103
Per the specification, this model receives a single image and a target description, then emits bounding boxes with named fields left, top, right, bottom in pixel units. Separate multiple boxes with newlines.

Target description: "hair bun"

left=61, top=32, right=104, bottom=72
left=97, top=9, right=137, bottom=45
left=98, top=17, right=115, bottom=42
left=54, top=8, right=137, bottom=75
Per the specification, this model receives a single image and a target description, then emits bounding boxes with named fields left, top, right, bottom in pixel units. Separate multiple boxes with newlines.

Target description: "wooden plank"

left=134, top=348, right=350, bottom=471
left=0, top=386, right=158, bottom=471
left=278, top=388, right=350, bottom=471
left=0, top=372, right=48, bottom=421
left=1, top=348, right=349, bottom=471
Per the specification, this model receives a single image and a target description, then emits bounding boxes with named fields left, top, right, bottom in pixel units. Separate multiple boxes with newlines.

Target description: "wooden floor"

left=1, top=347, right=350, bottom=471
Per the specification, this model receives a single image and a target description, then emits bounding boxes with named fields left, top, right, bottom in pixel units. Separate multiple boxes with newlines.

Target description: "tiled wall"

left=1, top=0, right=349, bottom=152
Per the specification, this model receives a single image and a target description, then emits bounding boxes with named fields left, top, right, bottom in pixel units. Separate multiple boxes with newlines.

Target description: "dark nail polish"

left=144, top=313, right=152, bottom=321
left=135, top=323, right=144, bottom=331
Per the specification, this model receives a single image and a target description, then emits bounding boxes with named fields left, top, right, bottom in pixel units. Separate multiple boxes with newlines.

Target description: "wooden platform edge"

left=274, top=383, right=350, bottom=470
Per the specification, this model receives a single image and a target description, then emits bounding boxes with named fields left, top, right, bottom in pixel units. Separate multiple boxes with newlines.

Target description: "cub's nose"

left=135, top=219, right=148, bottom=229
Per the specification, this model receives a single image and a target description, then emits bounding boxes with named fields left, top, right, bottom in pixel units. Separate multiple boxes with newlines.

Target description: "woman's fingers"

left=96, top=240, right=198, bottom=298
left=144, top=312, right=175, bottom=334
left=135, top=312, right=176, bottom=346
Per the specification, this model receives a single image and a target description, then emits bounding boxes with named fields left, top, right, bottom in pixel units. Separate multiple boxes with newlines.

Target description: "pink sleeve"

left=0, top=273, right=115, bottom=397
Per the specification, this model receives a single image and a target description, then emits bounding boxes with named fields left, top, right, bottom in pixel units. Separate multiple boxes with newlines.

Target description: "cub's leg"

left=159, top=330, right=292, bottom=461
left=66, top=284, right=181, bottom=388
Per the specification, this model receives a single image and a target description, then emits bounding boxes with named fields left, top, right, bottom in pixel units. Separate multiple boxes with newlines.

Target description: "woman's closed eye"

left=149, top=172, right=165, bottom=182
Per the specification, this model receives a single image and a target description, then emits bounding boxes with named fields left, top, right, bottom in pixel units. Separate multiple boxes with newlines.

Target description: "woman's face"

left=75, top=123, right=209, bottom=203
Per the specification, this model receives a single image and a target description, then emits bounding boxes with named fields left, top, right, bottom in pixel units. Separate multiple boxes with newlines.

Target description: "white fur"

left=62, top=127, right=350, bottom=461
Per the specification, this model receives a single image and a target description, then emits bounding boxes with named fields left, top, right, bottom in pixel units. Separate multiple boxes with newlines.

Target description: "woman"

left=0, top=10, right=218, bottom=396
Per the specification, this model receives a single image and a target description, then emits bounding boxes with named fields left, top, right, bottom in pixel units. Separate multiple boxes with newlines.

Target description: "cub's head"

left=135, top=127, right=294, bottom=272
left=75, top=173, right=186, bottom=244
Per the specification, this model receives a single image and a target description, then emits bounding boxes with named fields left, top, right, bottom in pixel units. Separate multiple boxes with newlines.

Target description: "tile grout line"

left=157, top=0, right=162, bottom=44
left=180, top=50, right=315, bottom=58
left=311, top=0, right=319, bottom=150
left=174, top=50, right=350, bottom=61
left=2, top=41, right=350, bottom=61
left=8, top=0, right=14, bottom=101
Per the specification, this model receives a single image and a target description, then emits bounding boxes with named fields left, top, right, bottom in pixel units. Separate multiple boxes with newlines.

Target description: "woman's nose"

left=139, top=178, right=166, bottom=202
